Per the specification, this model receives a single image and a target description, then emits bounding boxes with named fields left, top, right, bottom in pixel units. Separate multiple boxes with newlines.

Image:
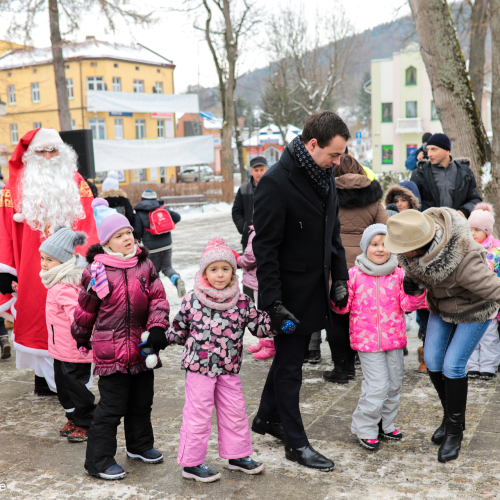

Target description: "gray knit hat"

left=39, top=227, right=87, bottom=263
left=360, top=224, right=388, bottom=254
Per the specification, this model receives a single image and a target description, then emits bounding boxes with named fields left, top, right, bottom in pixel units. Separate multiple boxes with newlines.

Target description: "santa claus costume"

left=0, top=128, right=98, bottom=393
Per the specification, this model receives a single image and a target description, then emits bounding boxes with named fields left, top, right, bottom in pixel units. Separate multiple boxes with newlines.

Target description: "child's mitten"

left=139, top=331, right=160, bottom=369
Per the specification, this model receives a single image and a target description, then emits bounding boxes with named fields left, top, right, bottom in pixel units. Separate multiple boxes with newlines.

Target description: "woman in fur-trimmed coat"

left=385, top=181, right=421, bottom=212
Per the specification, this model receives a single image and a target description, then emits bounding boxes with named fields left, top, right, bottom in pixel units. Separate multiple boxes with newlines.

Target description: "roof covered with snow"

left=0, top=39, right=174, bottom=70
left=243, top=124, right=301, bottom=147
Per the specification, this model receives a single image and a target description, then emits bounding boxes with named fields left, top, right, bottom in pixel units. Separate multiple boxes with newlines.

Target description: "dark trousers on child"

left=85, top=370, right=155, bottom=475
left=149, top=248, right=178, bottom=280
left=53, top=360, right=95, bottom=427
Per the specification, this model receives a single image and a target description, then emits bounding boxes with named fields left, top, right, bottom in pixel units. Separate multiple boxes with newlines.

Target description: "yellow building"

left=0, top=37, right=178, bottom=184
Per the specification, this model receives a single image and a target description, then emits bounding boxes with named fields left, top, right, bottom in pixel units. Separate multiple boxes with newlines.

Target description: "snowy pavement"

left=1, top=208, right=500, bottom=499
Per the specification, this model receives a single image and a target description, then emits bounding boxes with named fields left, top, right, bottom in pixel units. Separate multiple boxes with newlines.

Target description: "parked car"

left=178, top=165, right=215, bottom=183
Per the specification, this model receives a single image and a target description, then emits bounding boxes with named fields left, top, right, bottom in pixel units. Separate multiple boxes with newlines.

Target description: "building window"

left=154, top=81, right=163, bottom=94
left=406, top=66, right=417, bottom=85
left=135, top=66, right=140, bottom=71
left=382, top=145, right=393, bottom=164
left=7, top=85, right=16, bottom=105
left=114, top=118, right=124, bottom=139
left=71, top=119, right=76, bottom=130
left=86, top=76, right=104, bottom=91
left=157, top=120, right=165, bottom=138
left=65, top=64, right=70, bottom=69
left=67, top=78, right=74, bottom=99
left=406, top=101, right=418, bottom=118
left=33, top=122, right=42, bottom=129
left=112, top=77, right=121, bottom=92
left=10, top=124, right=18, bottom=144
left=31, top=82, right=40, bottom=103
left=135, top=119, right=146, bottom=139
left=114, top=63, right=118, bottom=68
left=89, top=118, right=106, bottom=139
left=382, top=103, right=393, bottom=123
left=431, top=100, right=439, bottom=120
left=133, top=79, right=144, bottom=93
left=139, top=168, right=147, bottom=180
left=90, top=62, right=97, bottom=67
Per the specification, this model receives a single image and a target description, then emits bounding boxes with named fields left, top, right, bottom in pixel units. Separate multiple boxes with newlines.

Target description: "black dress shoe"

left=285, top=445, right=334, bottom=471
left=251, top=416, right=285, bottom=442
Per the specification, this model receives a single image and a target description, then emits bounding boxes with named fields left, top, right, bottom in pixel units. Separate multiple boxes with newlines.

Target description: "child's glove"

left=403, top=276, right=425, bottom=296
left=145, top=327, right=168, bottom=351
left=266, top=300, right=300, bottom=334
left=330, top=280, right=348, bottom=309
left=77, top=342, right=92, bottom=357
left=232, top=249, right=240, bottom=259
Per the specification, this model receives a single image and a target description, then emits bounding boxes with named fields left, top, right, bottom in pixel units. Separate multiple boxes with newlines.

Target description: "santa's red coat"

left=0, top=129, right=99, bottom=354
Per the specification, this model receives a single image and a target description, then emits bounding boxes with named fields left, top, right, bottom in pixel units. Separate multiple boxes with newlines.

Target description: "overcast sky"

left=0, top=0, right=410, bottom=93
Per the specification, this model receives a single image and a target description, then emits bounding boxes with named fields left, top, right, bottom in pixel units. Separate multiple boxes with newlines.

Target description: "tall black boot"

left=322, top=360, right=348, bottom=384
left=438, top=376, right=467, bottom=463
left=428, top=371, right=447, bottom=444
left=34, top=375, right=57, bottom=397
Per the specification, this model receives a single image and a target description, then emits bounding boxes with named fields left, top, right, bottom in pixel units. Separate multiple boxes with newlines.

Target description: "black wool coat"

left=232, top=178, right=256, bottom=248
left=253, top=142, right=348, bottom=335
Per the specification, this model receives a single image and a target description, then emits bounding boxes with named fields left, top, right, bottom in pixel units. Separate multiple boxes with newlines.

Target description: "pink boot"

left=247, top=339, right=265, bottom=354
left=252, top=339, right=276, bottom=360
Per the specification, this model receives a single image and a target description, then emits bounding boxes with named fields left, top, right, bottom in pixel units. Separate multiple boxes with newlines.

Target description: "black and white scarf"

left=293, top=135, right=333, bottom=203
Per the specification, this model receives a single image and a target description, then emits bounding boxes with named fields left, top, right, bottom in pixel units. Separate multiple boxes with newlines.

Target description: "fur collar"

left=99, top=189, right=128, bottom=199
left=398, top=207, right=473, bottom=286
left=336, top=180, right=383, bottom=209
left=385, top=185, right=420, bottom=210
left=417, top=157, right=471, bottom=167
left=86, top=243, right=149, bottom=264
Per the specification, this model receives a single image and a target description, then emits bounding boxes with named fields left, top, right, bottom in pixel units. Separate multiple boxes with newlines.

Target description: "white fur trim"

left=0, top=312, right=14, bottom=322
left=0, top=296, right=16, bottom=314
left=0, top=263, right=17, bottom=277
left=11, top=331, right=50, bottom=357
left=29, top=128, right=64, bottom=150
left=141, top=331, right=150, bottom=342
left=13, top=213, right=24, bottom=223
left=11, top=299, right=16, bottom=319
left=146, top=354, right=158, bottom=369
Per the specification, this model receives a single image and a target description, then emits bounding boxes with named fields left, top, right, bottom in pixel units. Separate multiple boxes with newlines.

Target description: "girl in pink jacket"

left=39, top=227, right=95, bottom=444
left=333, top=224, right=425, bottom=451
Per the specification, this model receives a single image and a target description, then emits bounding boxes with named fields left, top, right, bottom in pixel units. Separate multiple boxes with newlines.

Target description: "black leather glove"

left=77, top=342, right=92, bottom=351
left=403, top=276, right=425, bottom=296
left=146, top=327, right=168, bottom=352
left=266, top=301, right=300, bottom=334
left=330, top=280, right=348, bottom=309
left=0, top=273, right=17, bottom=294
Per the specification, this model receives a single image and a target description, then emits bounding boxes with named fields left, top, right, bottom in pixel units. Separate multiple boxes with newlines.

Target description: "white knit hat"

left=29, top=128, right=64, bottom=150
left=102, top=171, right=119, bottom=192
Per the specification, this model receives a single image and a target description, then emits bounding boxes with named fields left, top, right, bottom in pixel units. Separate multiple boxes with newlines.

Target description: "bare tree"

left=1, top=0, right=152, bottom=131
left=408, top=0, right=491, bottom=181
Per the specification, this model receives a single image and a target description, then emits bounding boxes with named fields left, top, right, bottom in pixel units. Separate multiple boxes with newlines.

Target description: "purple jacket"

left=237, top=225, right=258, bottom=291
left=72, top=245, right=170, bottom=376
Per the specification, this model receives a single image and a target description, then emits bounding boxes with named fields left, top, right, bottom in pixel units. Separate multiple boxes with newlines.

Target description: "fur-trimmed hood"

left=398, top=207, right=473, bottom=286
left=385, top=184, right=421, bottom=211
left=417, top=156, right=471, bottom=167
left=335, top=174, right=384, bottom=209
left=99, top=189, right=128, bottom=199
left=85, top=243, right=149, bottom=264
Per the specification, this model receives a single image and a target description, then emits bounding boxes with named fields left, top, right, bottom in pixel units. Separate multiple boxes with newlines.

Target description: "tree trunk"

left=234, top=104, right=246, bottom=178
left=408, top=0, right=491, bottom=182
left=48, top=0, right=71, bottom=131
left=469, top=0, right=489, bottom=112
left=485, top=0, right=500, bottom=235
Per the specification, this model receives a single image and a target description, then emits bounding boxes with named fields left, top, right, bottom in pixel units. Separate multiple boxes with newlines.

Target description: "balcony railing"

left=395, top=118, right=424, bottom=134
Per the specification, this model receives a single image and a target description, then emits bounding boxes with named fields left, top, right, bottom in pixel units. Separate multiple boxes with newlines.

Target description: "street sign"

left=0, top=144, right=7, bottom=154
left=355, top=132, right=362, bottom=139
left=356, top=139, right=362, bottom=145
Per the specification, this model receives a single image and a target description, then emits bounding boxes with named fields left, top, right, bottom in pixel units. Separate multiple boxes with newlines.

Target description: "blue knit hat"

left=91, top=198, right=133, bottom=245
left=360, top=224, right=388, bottom=254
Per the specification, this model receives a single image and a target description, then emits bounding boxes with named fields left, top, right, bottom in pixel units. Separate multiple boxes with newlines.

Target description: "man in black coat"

left=251, top=111, right=349, bottom=471
left=410, top=133, right=481, bottom=217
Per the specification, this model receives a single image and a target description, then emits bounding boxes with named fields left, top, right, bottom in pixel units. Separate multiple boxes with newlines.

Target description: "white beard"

left=21, top=144, right=85, bottom=235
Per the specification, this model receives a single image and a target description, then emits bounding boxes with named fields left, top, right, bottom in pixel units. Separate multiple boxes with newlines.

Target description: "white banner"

left=86, top=91, right=199, bottom=114
left=92, top=136, right=214, bottom=172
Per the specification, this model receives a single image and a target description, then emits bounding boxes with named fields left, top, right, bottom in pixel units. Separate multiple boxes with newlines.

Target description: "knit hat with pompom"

left=199, top=237, right=237, bottom=273
left=92, top=198, right=133, bottom=245
left=468, top=202, right=496, bottom=235
left=39, top=227, right=87, bottom=263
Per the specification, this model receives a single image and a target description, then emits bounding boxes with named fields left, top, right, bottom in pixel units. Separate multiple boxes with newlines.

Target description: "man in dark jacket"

left=410, top=133, right=481, bottom=217
left=251, top=111, right=349, bottom=471
left=134, top=190, right=186, bottom=297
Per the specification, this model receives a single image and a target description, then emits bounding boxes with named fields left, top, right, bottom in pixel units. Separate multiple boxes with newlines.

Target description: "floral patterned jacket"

left=167, top=291, right=271, bottom=377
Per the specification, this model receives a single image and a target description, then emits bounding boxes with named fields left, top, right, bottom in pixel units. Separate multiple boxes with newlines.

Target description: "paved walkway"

left=1, top=213, right=499, bottom=499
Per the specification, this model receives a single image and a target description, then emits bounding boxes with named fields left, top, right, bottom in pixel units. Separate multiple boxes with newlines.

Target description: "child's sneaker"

left=182, top=463, right=221, bottom=482
left=59, top=419, right=76, bottom=437
left=86, top=463, right=126, bottom=480
left=467, top=370, right=480, bottom=379
left=126, top=448, right=163, bottom=463
left=359, top=438, right=380, bottom=450
left=378, top=420, right=403, bottom=440
left=480, top=372, right=496, bottom=380
left=228, top=456, right=264, bottom=474
left=67, top=426, right=88, bottom=442
left=253, top=346, right=276, bottom=360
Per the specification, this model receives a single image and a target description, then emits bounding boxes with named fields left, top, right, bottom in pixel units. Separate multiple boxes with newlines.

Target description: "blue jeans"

left=424, top=313, right=491, bottom=379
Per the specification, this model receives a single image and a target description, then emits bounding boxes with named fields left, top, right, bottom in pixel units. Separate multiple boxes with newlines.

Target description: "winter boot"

left=346, top=355, right=356, bottom=379
left=34, top=375, right=57, bottom=397
left=253, top=339, right=276, bottom=360
left=171, top=275, right=186, bottom=298
left=428, top=370, right=447, bottom=444
left=247, top=339, right=264, bottom=354
left=438, top=376, right=468, bottom=463
left=323, top=360, right=349, bottom=384
left=417, top=346, right=427, bottom=373
left=0, top=337, right=11, bottom=359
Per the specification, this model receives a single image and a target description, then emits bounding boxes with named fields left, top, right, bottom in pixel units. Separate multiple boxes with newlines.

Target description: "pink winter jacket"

left=46, top=283, right=93, bottom=363
left=237, top=226, right=257, bottom=291
left=333, top=266, right=426, bottom=353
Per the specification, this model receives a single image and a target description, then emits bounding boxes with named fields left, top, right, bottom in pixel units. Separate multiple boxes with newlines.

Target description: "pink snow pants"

left=177, top=371, right=253, bottom=467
